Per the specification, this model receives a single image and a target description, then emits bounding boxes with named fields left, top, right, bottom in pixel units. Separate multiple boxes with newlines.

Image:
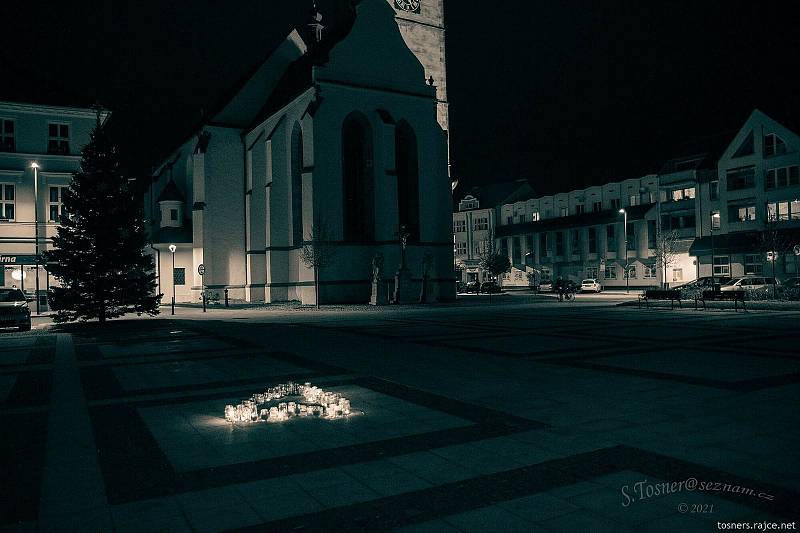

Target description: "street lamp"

left=619, top=208, right=629, bottom=293
left=168, top=244, right=177, bottom=315
left=710, top=211, right=721, bottom=291
left=30, top=162, right=41, bottom=315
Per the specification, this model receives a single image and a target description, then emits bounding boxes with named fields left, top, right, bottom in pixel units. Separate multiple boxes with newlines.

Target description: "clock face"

left=394, top=0, right=421, bottom=14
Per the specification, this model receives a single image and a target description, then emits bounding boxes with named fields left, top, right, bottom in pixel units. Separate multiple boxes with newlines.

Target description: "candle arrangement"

left=224, top=382, right=353, bottom=423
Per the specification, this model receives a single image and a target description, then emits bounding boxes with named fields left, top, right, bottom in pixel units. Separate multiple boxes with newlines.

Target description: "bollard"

left=202, top=292, right=207, bottom=313
left=225, top=288, right=229, bottom=308
left=171, top=296, right=175, bottom=315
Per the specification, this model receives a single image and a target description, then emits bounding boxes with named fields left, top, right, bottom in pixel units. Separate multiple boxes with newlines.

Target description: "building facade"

left=0, top=100, right=106, bottom=298
left=144, top=0, right=454, bottom=305
left=487, top=110, right=800, bottom=290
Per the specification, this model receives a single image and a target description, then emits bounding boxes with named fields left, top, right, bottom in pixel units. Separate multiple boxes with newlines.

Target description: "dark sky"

left=3, top=1, right=799, bottom=195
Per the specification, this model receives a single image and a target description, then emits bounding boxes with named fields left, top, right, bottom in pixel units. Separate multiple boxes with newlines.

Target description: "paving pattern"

left=0, top=300, right=798, bottom=532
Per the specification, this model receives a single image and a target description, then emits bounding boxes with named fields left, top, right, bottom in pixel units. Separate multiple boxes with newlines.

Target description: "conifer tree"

left=45, top=114, right=161, bottom=323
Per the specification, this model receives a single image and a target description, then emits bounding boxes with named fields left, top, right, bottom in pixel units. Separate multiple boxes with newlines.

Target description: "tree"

left=478, top=233, right=511, bottom=302
left=45, top=115, right=160, bottom=323
left=757, top=216, right=794, bottom=299
left=301, top=217, right=338, bottom=309
left=655, top=229, right=681, bottom=289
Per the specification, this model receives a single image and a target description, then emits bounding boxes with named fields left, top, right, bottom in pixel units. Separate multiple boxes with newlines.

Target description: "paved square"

left=1, top=300, right=798, bottom=531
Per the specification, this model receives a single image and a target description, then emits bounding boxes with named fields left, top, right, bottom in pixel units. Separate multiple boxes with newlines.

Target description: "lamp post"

left=619, top=208, right=629, bottom=293
left=168, top=244, right=176, bottom=315
left=710, top=211, right=720, bottom=291
left=30, top=162, right=41, bottom=315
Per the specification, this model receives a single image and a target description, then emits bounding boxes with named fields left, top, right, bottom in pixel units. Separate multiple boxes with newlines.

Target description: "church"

left=143, top=0, right=454, bottom=305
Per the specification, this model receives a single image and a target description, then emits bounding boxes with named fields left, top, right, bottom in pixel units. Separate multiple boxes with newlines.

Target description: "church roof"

left=156, top=179, right=184, bottom=203
left=452, top=180, right=536, bottom=211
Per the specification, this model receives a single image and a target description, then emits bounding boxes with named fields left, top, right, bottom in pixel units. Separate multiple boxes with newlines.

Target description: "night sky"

left=2, top=1, right=799, bottom=195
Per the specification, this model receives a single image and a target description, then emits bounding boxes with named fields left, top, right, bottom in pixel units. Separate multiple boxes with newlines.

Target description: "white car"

left=581, top=279, right=602, bottom=293
left=720, top=276, right=779, bottom=292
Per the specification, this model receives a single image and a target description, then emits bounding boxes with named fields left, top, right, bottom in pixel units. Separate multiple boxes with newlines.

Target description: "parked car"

left=720, top=276, right=780, bottom=293
left=580, top=279, right=603, bottom=293
left=674, top=276, right=732, bottom=297
left=465, top=280, right=482, bottom=293
left=0, top=288, right=32, bottom=332
left=782, top=277, right=800, bottom=289
left=480, top=281, right=502, bottom=294
left=539, top=280, right=553, bottom=292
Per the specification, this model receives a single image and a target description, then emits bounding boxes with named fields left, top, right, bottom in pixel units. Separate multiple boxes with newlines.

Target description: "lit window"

left=684, top=187, right=695, bottom=199
left=0, top=119, right=14, bottom=152
left=713, top=256, right=730, bottom=276
left=48, top=123, right=70, bottom=154
left=792, top=200, right=800, bottom=220
left=0, top=183, right=14, bottom=221
left=626, top=265, right=637, bottom=279
left=764, top=133, right=786, bottom=157
left=531, top=212, right=540, bottom=221
left=48, top=186, right=67, bottom=222
left=731, top=205, right=756, bottom=222
left=672, top=268, right=683, bottom=282
left=767, top=201, right=791, bottom=222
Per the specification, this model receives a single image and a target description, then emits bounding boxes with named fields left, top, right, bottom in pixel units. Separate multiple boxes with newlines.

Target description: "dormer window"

left=764, top=133, right=786, bottom=157
left=48, top=123, right=70, bottom=154
left=157, top=179, right=185, bottom=229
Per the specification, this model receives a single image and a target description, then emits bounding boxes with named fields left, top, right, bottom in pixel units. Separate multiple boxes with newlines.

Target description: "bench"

left=695, top=290, right=746, bottom=311
left=638, top=289, right=682, bottom=309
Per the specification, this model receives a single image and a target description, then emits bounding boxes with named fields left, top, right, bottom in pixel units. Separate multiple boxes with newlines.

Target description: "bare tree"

left=477, top=231, right=511, bottom=302
left=655, top=229, right=681, bottom=289
left=758, top=216, right=793, bottom=299
left=301, top=218, right=338, bottom=309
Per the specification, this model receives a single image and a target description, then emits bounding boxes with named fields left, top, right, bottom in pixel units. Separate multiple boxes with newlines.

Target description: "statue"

left=419, top=252, right=433, bottom=304
left=370, top=253, right=387, bottom=306
left=393, top=225, right=415, bottom=304
left=371, top=253, right=384, bottom=283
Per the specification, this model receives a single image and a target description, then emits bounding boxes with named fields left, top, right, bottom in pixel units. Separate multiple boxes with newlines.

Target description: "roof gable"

left=720, top=109, right=800, bottom=163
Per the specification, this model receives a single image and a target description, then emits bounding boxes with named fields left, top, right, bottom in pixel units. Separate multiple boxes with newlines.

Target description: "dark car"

left=465, top=280, right=482, bottom=293
left=783, top=277, right=800, bottom=289
left=0, top=288, right=32, bottom=332
left=675, top=276, right=732, bottom=296
left=480, top=281, right=501, bottom=294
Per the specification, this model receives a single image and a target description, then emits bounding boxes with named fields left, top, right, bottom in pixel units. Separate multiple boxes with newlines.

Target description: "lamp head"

left=30, top=162, right=40, bottom=170
left=168, top=244, right=177, bottom=253
left=618, top=209, right=626, bottom=214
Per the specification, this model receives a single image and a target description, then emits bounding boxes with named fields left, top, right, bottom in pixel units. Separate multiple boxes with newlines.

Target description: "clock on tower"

left=394, top=0, right=421, bottom=14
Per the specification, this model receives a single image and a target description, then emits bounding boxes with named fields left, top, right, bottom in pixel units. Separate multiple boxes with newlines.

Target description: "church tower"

left=386, top=0, right=449, bottom=134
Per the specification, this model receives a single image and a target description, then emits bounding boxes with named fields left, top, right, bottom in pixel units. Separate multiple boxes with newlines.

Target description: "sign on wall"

left=0, top=255, right=39, bottom=265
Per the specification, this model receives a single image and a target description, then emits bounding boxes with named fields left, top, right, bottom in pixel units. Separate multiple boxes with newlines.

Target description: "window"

left=48, top=186, right=67, bottom=222
left=606, top=225, right=616, bottom=251
left=767, top=201, right=797, bottom=222
left=593, top=201, right=602, bottom=212
left=506, top=216, right=513, bottom=225
left=453, top=220, right=466, bottom=233
left=0, top=119, right=14, bottom=152
left=570, top=230, right=579, bottom=254
left=764, top=133, right=786, bottom=157
left=629, top=195, right=639, bottom=206
left=730, top=205, right=756, bottom=222
left=610, top=198, right=621, bottom=210
left=559, top=207, right=568, bottom=217
left=586, top=267, right=598, bottom=279
left=291, top=123, right=305, bottom=246
left=500, top=238, right=509, bottom=259
left=473, top=217, right=488, bottom=231
left=726, top=166, right=755, bottom=191
left=711, top=210, right=721, bottom=230
left=647, top=220, right=657, bottom=249
left=588, top=227, right=597, bottom=254
left=455, top=242, right=467, bottom=255
left=713, top=256, right=730, bottom=276
left=605, top=266, right=617, bottom=280
left=626, top=265, right=637, bottom=279
left=531, top=212, right=540, bottom=222
left=0, top=183, right=14, bottom=220
left=512, top=237, right=521, bottom=264
left=555, top=232, right=564, bottom=256
left=765, top=166, right=800, bottom=190
left=575, top=204, right=585, bottom=215
left=672, top=268, right=683, bottom=282
left=710, top=180, right=719, bottom=200
left=48, top=123, right=70, bottom=154
left=342, top=113, right=375, bottom=242
left=644, top=265, right=656, bottom=279
left=670, top=187, right=696, bottom=201
left=626, top=224, right=635, bottom=250
left=173, top=268, right=186, bottom=286
left=745, top=254, right=763, bottom=275
left=170, top=209, right=178, bottom=221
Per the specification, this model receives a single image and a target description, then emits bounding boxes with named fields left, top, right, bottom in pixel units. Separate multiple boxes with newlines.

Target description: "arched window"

left=396, top=121, right=420, bottom=241
left=342, top=113, right=375, bottom=242
left=291, top=123, right=304, bottom=246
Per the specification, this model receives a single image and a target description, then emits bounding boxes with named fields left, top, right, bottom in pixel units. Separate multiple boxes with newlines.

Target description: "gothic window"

left=342, top=113, right=375, bottom=242
left=291, top=123, right=304, bottom=246
left=396, top=121, right=420, bottom=241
